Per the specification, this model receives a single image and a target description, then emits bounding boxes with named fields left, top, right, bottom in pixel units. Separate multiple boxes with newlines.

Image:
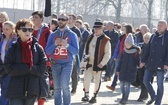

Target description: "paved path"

left=42, top=73, right=168, bottom=105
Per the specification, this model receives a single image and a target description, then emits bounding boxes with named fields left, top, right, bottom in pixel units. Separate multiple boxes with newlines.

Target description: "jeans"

left=143, top=69, right=164, bottom=105
left=9, top=97, right=36, bottom=105
left=105, top=56, right=115, bottom=77
left=52, top=61, right=73, bottom=105
left=111, top=60, right=119, bottom=87
left=120, top=81, right=131, bottom=100
left=0, top=75, right=10, bottom=105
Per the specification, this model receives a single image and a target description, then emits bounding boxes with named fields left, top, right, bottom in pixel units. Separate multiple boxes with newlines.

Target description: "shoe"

left=137, top=98, right=144, bottom=102
left=81, top=95, right=89, bottom=102
left=120, top=99, right=128, bottom=104
left=89, top=97, right=96, bottom=103
left=71, top=89, right=76, bottom=95
left=104, top=77, right=111, bottom=81
left=106, top=85, right=115, bottom=91
left=146, top=99, right=155, bottom=105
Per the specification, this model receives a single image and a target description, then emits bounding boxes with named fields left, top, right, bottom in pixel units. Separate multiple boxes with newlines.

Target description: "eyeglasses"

left=20, top=28, right=33, bottom=32
left=58, top=18, right=67, bottom=21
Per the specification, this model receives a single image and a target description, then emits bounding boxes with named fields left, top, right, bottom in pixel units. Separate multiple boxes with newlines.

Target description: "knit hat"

left=125, top=34, right=134, bottom=45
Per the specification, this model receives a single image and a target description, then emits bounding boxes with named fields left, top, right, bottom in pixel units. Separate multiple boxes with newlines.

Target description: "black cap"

left=93, top=21, right=103, bottom=28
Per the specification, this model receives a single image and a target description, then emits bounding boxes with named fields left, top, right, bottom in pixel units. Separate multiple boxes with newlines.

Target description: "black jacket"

left=117, top=46, right=140, bottom=83
left=104, top=30, right=119, bottom=56
left=4, top=37, right=47, bottom=98
left=142, top=30, right=168, bottom=71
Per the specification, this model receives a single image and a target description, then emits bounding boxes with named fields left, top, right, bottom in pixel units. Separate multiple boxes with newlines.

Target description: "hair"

left=84, top=22, right=90, bottom=31
left=143, top=32, right=152, bottom=39
left=77, top=15, right=83, bottom=20
left=52, top=13, right=57, bottom=19
left=114, top=23, right=121, bottom=29
left=76, top=19, right=83, bottom=25
left=158, top=20, right=167, bottom=26
left=3, top=21, right=15, bottom=33
left=15, top=19, right=34, bottom=35
left=135, top=27, right=140, bottom=32
left=59, top=14, right=69, bottom=20
left=108, top=21, right=114, bottom=26
left=139, top=24, right=148, bottom=30
left=32, top=11, right=43, bottom=19
left=0, top=11, right=9, bottom=22
left=124, top=24, right=135, bottom=34
left=51, top=18, right=58, bottom=26
left=68, top=14, right=76, bottom=20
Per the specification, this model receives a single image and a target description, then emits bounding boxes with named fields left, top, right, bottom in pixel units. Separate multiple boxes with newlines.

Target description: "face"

left=32, top=14, right=42, bottom=25
left=75, top=22, right=81, bottom=29
left=68, top=16, right=74, bottom=24
left=125, top=43, right=132, bottom=49
left=51, top=24, right=57, bottom=31
left=123, top=27, right=126, bottom=34
left=103, top=23, right=108, bottom=30
left=0, top=14, right=6, bottom=23
left=140, top=26, right=147, bottom=35
left=157, top=22, right=167, bottom=34
left=17, top=24, right=33, bottom=42
left=58, top=15, right=68, bottom=29
left=107, top=23, right=113, bottom=31
left=144, top=36, right=150, bottom=44
left=94, top=27, right=103, bottom=36
left=2, top=24, right=13, bottom=37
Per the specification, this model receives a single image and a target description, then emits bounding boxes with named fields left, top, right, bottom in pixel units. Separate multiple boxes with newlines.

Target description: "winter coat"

left=117, top=45, right=140, bottom=83
left=4, top=37, right=47, bottom=98
left=104, top=29, right=119, bottom=56
left=142, top=30, right=168, bottom=71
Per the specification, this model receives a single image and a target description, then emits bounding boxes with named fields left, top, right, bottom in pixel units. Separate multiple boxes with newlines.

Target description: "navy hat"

left=93, top=21, right=103, bottom=28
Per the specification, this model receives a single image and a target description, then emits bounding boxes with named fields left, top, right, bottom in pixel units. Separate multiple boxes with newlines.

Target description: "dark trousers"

left=9, top=97, right=37, bottom=105
left=71, top=59, right=78, bottom=91
left=137, top=68, right=148, bottom=99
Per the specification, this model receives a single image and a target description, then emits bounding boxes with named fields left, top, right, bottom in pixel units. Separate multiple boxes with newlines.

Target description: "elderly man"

left=81, top=21, right=111, bottom=103
left=104, top=21, right=119, bottom=81
left=140, top=20, right=168, bottom=105
left=135, top=24, right=149, bottom=43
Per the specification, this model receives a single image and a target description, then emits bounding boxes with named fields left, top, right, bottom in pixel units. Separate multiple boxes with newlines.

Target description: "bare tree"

left=166, top=0, right=168, bottom=22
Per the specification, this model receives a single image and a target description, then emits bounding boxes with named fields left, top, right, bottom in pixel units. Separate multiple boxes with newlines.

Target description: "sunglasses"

left=20, top=28, right=33, bottom=32
left=58, top=18, right=67, bottom=21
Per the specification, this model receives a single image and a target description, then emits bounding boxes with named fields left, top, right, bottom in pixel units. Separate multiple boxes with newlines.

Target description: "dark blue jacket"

left=142, top=30, right=168, bottom=71
left=4, top=37, right=47, bottom=98
left=104, top=30, right=119, bottom=56
left=117, top=46, right=140, bottom=83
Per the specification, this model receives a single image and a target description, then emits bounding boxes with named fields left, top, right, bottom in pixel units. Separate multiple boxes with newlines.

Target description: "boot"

left=81, top=92, right=89, bottom=102
left=38, top=98, right=46, bottom=105
left=120, top=94, right=125, bottom=103
left=89, top=93, right=97, bottom=103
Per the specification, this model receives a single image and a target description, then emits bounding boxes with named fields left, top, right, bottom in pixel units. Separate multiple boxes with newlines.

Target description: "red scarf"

left=119, top=34, right=126, bottom=57
left=19, top=38, right=33, bottom=68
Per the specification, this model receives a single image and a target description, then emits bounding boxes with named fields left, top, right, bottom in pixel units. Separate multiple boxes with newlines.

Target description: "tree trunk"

left=115, top=0, right=121, bottom=22
left=166, top=0, right=168, bottom=22
left=57, top=0, right=60, bottom=15
left=148, top=0, right=154, bottom=30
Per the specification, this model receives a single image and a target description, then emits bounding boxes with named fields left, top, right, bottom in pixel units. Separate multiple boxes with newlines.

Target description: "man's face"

left=107, top=23, right=113, bottom=31
left=32, top=14, right=43, bottom=25
left=58, top=15, right=68, bottom=29
left=68, top=16, right=74, bottom=24
left=140, top=26, right=147, bottom=35
left=94, top=27, right=103, bottom=36
left=157, top=22, right=167, bottom=34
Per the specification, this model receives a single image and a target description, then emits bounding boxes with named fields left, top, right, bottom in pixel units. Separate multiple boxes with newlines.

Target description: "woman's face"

left=123, top=27, right=126, bottom=34
left=0, top=14, right=6, bottom=23
left=2, top=24, right=13, bottom=37
left=17, top=24, right=33, bottom=42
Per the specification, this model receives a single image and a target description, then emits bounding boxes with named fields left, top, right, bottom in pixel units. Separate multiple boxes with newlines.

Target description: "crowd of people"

left=0, top=10, right=167, bottom=105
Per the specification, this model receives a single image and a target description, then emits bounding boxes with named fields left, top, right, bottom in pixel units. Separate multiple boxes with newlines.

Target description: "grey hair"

left=139, top=24, right=148, bottom=30
left=108, top=21, right=114, bottom=26
left=158, top=20, right=167, bottom=26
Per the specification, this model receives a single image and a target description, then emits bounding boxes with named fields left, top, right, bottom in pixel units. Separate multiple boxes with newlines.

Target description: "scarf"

left=19, top=38, right=33, bottom=68
left=119, top=35, right=126, bottom=57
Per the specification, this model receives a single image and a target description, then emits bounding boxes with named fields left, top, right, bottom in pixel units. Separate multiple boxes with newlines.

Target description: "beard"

left=59, top=22, right=66, bottom=29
